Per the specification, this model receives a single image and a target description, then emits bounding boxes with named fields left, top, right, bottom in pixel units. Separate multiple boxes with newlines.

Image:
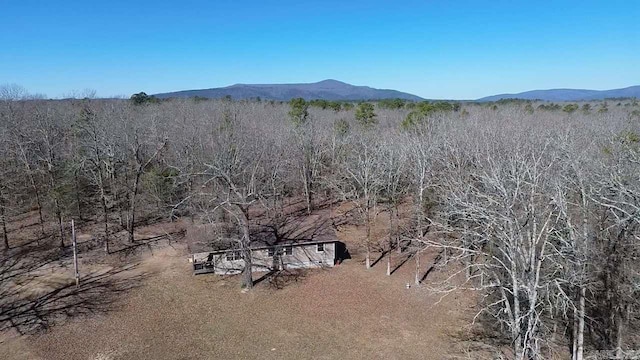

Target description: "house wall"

left=284, top=242, right=335, bottom=269
left=192, top=252, right=243, bottom=275
left=192, top=242, right=336, bottom=275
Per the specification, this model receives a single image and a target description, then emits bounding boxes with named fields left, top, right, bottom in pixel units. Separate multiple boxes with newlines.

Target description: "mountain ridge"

left=153, top=80, right=424, bottom=101
left=477, top=85, right=640, bottom=102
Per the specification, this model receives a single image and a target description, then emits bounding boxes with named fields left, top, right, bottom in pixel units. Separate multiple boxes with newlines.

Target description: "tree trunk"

left=0, top=187, right=8, bottom=250
left=302, top=143, right=314, bottom=215
left=95, top=153, right=109, bottom=252
left=47, top=168, right=65, bottom=248
left=128, top=168, right=143, bottom=242
left=19, top=147, right=45, bottom=237
left=303, top=167, right=313, bottom=215
left=414, top=247, right=421, bottom=285
left=74, top=171, right=83, bottom=221
left=98, top=169, right=109, bottom=251
left=512, top=273, right=523, bottom=360
left=572, top=304, right=578, bottom=360
left=576, top=194, right=588, bottom=360
left=386, top=251, right=391, bottom=276
left=615, top=311, right=624, bottom=359
left=271, top=178, right=279, bottom=217
left=396, top=203, right=401, bottom=254
left=365, top=245, right=371, bottom=269
left=101, top=192, right=109, bottom=253
left=56, top=201, right=64, bottom=248
left=238, top=206, right=253, bottom=289
left=416, top=182, right=424, bottom=285
left=387, top=207, right=393, bottom=276
left=365, top=202, right=371, bottom=269
left=463, top=224, right=472, bottom=281
left=27, top=171, right=45, bottom=238
left=111, top=168, right=126, bottom=229
left=576, top=286, right=585, bottom=360
left=35, top=186, right=44, bottom=237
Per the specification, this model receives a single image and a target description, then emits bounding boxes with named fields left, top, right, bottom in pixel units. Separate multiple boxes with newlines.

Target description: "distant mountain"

left=478, top=85, right=640, bottom=102
left=153, top=79, right=424, bottom=101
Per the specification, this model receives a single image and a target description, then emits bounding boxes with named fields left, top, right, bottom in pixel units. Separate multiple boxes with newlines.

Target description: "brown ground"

left=0, top=203, right=480, bottom=360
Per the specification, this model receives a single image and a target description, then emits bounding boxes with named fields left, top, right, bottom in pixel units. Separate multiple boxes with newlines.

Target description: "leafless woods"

left=1, top=94, right=639, bottom=358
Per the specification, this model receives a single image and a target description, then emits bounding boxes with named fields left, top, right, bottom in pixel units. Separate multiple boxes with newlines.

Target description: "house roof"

left=188, top=209, right=339, bottom=254
left=202, top=239, right=337, bottom=255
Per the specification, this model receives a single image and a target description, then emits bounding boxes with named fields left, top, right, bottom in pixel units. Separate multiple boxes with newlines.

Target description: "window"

left=226, top=250, right=241, bottom=261
left=285, top=246, right=293, bottom=255
left=317, top=243, right=324, bottom=252
left=268, top=248, right=275, bottom=257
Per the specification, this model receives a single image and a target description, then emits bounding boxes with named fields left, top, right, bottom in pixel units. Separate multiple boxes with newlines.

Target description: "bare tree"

left=188, top=108, right=282, bottom=289
left=0, top=115, right=13, bottom=249
left=0, top=187, right=8, bottom=250
left=430, top=140, right=571, bottom=359
left=378, top=138, right=409, bottom=275
left=0, top=95, right=639, bottom=355
left=288, top=101, right=325, bottom=215
left=331, top=132, right=383, bottom=269
left=119, top=108, right=168, bottom=242
left=11, top=113, right=46, bottom=238
left=35, top=105, right=71, bottom=248
left=588, top=133, right=640, bottom=357
left=0, top=84, right=29, bottom=101
left=406, top=135, right=435, bottom=284
left=75, top=102, right=112, bottom=252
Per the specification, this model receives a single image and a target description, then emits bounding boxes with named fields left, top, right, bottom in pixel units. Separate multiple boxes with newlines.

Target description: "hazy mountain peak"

left=316, top=79, right=348, bottom=85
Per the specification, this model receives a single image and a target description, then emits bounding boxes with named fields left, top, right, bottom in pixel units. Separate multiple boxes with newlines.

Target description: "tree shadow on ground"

left=0, top=247, right=148, bottom=337
left=253, top=270, right=277, bottom=286
left=419, top=249, right=444, bottom=283
left=267, top=269, right=308, bottom=289
left=252, top=269, right=308, bottom=290
left=390, top=252, right=414, bottom=275
left=370, top=251, right=387, bottom=268
left=110, top=230, right=185, bottom=257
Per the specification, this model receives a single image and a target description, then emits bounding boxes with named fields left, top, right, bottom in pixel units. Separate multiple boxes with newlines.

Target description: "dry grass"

left=0, top=204, right=480, bottom=360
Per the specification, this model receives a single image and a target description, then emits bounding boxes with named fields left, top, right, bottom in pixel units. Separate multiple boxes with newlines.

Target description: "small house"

left=191, top=240, right=341, bottom=275
left=188, top=207, right=350, bottom=275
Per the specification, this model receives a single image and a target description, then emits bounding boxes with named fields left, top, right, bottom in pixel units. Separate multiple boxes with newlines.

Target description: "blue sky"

left=1, top=0, right=638, bottom=99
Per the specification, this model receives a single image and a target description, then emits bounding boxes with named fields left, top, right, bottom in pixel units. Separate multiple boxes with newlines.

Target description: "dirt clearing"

left=0, top=202, right=479, bottom=360
left=0, top=240, right=475, bottom=360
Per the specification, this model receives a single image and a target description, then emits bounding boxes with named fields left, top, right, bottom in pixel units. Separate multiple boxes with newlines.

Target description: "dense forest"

left=1, top=90, right=640, bottom=359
